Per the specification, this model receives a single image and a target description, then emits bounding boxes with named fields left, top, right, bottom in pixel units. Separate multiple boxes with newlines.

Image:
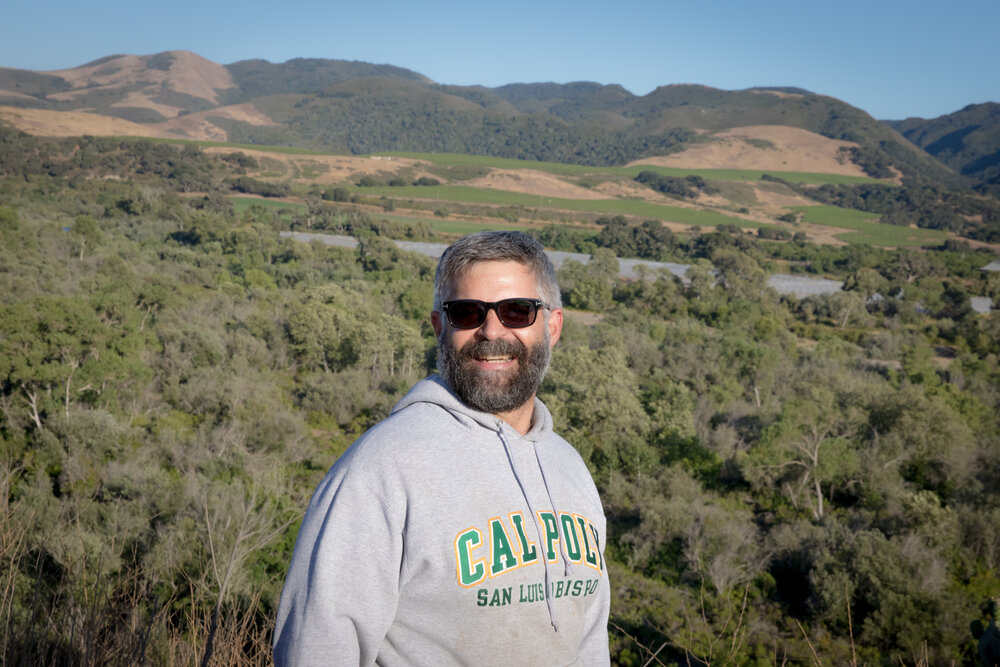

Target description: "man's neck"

left=495, top=399, right=536, bottom=436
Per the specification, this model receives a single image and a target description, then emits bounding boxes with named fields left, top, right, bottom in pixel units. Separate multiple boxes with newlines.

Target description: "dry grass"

left=0, top=458, right=276, bottom=667
left=631, top=125, right=872, bottom=178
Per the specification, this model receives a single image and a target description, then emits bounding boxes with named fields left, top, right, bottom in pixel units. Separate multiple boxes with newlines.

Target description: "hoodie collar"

left=391, top=375, right=553, bottom=442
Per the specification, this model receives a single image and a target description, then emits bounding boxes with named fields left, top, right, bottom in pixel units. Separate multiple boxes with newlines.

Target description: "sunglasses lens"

left=497, top=299, right=537, bottom=327
left=447, top=301, right=487, bottom=329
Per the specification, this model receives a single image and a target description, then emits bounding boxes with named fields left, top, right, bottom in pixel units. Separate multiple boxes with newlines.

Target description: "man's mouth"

left=476, top=354, right=515, bottom=364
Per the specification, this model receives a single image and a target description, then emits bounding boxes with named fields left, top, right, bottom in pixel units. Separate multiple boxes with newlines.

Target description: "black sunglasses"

left=441, top=298, right=546, bottom=330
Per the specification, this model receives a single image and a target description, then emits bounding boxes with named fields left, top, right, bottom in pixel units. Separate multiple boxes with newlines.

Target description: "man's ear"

left=547, top=308, right=563, bottom=348
left=431, top=310, right=443, bottom=338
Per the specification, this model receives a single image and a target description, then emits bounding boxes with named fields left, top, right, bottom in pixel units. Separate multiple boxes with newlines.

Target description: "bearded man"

left=274, top=231, right=610, bottom=666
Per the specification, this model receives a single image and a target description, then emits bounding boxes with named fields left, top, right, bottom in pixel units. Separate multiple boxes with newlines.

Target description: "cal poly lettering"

left=454, top=511, right=603, bottom=587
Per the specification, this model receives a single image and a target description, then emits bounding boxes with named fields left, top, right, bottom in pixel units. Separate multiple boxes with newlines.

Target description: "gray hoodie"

left=274, top=375, right=610, bottom=665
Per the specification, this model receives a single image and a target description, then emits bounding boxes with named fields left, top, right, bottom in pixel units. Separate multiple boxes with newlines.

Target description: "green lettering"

left=490, top=519, right=518, bottom=576
left=538, top=512, right=559, bottom=561
left=456, top=529, right=486, bottom=586
left=511, top=513, right=538, bottom=564
left=577, top=516, right=599, bottom=568
left=561, top=514, right=582, bottom=562
left=588, top=524, right=604, bottom=572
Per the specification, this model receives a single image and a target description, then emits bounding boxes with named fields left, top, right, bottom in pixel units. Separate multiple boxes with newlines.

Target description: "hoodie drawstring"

left=533, top=445, right=575, bottom=578
left=497, top=424, right=572, bottom=633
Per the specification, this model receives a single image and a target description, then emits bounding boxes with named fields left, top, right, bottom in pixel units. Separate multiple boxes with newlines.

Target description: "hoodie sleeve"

left=273, top=467, right=403, bottom=666
left=578, top=567, right=611, bottom=664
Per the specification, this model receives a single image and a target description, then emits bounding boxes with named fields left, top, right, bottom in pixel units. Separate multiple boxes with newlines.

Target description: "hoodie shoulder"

left=332, top=377, right=490, bottom=473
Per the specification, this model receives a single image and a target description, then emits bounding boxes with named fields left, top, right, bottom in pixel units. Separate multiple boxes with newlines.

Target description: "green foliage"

left=594, top=216, right=677, bottom=261
left=557, top=252, right=617, bottom=311
left=1, top=139, right=998, bottom=664
left=889, top=102, right=1000, bottom=186
left=227, top=175, right=292, bottom=198
left=635, top=170, right=701, bottom=199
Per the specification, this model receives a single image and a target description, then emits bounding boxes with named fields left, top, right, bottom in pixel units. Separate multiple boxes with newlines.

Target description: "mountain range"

left=1, top=50, right=998, bottom=192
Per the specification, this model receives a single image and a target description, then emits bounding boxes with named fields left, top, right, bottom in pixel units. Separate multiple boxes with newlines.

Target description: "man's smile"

left=475, top=353, right=516, bottom=365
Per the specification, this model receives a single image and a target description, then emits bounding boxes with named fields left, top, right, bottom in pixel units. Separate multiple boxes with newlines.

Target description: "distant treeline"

left=235, top=98, right=699, bottom=166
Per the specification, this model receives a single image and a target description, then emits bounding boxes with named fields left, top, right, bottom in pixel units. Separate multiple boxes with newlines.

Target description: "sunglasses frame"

left=441, top=298, right=546, bottom=330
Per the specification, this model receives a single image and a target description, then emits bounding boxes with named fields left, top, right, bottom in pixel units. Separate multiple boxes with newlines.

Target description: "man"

left=274, top=231, right=610, bottom=665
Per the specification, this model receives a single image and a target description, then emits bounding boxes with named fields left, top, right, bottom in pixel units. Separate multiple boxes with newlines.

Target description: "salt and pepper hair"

left=433, top=231, right=562, bottom=312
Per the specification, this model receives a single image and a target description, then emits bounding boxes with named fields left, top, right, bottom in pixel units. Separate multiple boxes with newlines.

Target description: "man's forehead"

left=443, top=259, right=538, bottom=299
left=448, top=260, right=536, bottom=285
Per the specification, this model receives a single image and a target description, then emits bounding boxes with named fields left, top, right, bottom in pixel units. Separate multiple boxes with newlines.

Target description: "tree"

left=710, top=249, right=767, bottom=301
left=720, top=334, right=780, bottom=409
left=0, top=296, right=144, bottom=427
left=192, top=472, right=294, bottom=667
left=541, top=344, right=652, bottom=477
left=744, top=385, right=863, bottom=519
left=71, top=215, right=102, bottom=261
left=558, top=250, right=618, bottom=312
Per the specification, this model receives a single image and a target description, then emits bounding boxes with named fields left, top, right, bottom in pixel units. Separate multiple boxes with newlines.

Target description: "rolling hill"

left=887, top=102, right=1000, bottom=190
left=0, top=50, right=969, bottom=186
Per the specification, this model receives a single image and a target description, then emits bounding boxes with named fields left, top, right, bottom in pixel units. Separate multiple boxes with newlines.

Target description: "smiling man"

left=274, top=231, right=610, bottom=665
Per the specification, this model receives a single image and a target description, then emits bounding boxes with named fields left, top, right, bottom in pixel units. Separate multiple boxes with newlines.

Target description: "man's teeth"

left=479, top=355, right=512, bottom=363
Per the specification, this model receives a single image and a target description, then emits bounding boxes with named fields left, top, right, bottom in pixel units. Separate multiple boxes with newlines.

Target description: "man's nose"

left=476, top=307, right=508, bottom=339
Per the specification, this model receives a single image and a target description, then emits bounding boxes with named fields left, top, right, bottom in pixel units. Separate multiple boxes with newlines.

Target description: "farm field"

left=213, top=145, right=934, bottom=249
left=793, top=205, right=948, bottom=247
left=382, top=151, right=886, bottom=185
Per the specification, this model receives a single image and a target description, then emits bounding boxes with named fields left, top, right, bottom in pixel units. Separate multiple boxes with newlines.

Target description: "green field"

left=392, top=216, right=528, bottom=235
left=231, top=196, right=529, bottom=236
left=138, top=140, right=886, bottom=186
left=381, top=151, right=886, bottom=186
left=146, top=137, right=330, bottom=156
left=231, top=196, right=307, bottom=214
left=357, top=184, right=751, bottom=227
left=229, top=194, right=948, bottom=249
left=793, top=205, right=948, bottom=247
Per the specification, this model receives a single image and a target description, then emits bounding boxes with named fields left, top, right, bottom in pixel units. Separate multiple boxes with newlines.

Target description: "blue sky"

left=3, top=0, right=997, bottom=120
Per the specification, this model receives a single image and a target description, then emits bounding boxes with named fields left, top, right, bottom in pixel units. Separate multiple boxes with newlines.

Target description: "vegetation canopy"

left=1, top=112, right=999, bottom=666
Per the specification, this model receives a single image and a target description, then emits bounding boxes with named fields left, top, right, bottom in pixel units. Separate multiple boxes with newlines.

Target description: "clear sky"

left=3, top=0, right=997, bottom=120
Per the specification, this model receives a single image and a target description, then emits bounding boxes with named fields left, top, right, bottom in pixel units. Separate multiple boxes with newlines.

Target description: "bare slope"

left=0, top=106, right=162, bottom=138
left=632, top=126, right=869, bottom=177
left=0, top=102, right=276, bottom=141
left=46, top=51, right=234, bottom=113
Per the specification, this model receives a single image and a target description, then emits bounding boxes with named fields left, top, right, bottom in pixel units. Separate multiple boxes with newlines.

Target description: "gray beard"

left=437, top=331, right=551, bottom=416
